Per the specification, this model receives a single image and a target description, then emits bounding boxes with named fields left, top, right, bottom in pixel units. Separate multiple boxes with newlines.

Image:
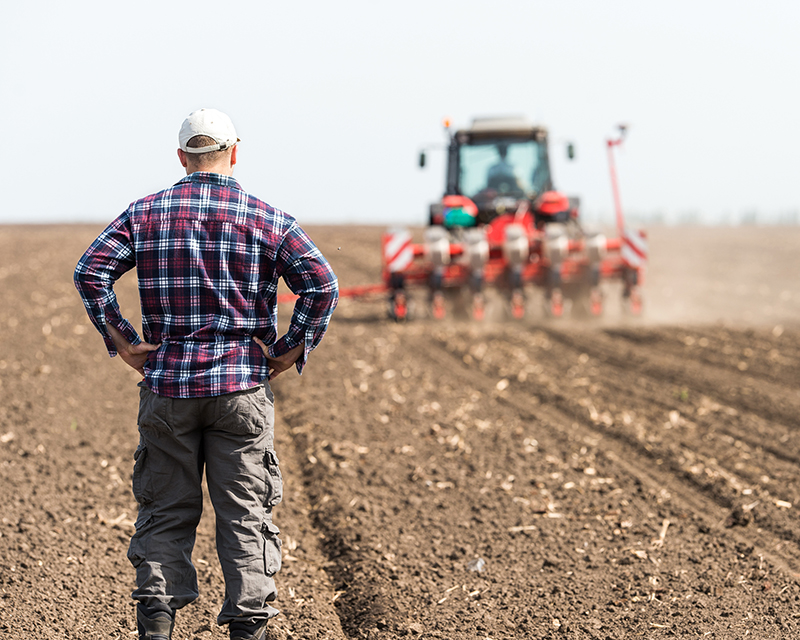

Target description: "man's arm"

left=74, top=211, right=144, bottom=357
left=260, top=222, right=338, bottom=375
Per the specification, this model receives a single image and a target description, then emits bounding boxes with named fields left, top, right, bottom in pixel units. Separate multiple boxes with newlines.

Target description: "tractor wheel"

left=626, top=287, right=643, bottom=316
left=510, top=290, right=525, bottom=319
left=590, top=288, right=604, bottom=316
left=431, top=291, right=446, bottom=320
left=548, top=288, right=564, bottom=318
left=472, top=293, right=485, bottom=321
left=570, top=285, right=603, bottom=319
left=389, top=292, right=408, bottom=322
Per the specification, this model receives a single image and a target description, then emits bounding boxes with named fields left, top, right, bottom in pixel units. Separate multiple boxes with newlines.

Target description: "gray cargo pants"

left=127, top=381, right=282, bottom=626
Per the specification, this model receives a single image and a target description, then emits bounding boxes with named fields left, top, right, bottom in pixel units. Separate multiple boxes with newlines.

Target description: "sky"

left=1, top=1, right=799, bottom=227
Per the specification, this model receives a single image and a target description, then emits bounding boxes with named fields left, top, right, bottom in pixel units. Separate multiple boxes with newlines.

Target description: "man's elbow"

left=73, top=263, right=86, bottom=293
left=327, top=277, right=340, bottom=308
left=73, top=261, right=105, bottom=301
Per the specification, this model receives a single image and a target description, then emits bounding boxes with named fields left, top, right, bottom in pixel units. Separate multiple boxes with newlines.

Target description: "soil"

left=1, top=224, right=800, bottom=639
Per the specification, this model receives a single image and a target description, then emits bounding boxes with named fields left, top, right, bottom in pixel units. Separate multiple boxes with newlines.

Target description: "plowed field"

left=1, top=225, right=799, bottom=639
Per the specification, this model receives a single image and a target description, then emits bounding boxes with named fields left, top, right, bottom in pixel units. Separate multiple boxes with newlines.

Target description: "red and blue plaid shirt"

left=74, top=172, right=338, bottom=398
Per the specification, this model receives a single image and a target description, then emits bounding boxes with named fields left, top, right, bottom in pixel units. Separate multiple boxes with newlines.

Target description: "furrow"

left=420, top=330, right=800, bottom=579
left=543, top=327, right=800, bottom=431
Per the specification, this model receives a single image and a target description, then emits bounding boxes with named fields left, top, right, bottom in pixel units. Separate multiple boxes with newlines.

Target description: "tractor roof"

left=457, top=116, right=548, bottom=141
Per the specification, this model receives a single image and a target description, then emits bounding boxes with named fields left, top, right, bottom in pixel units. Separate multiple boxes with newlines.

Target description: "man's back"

left=75, top=172, right=338, bottom=398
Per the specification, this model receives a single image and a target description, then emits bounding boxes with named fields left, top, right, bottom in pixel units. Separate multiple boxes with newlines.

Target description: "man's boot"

left=137, top=603, right=175, bottom=640
left=229, top=618, right=268, bottom=640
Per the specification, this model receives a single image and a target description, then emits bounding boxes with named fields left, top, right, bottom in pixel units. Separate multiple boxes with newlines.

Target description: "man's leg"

left=202, top=383, right=282, bottom=633
left=128, top=386, right=205, bottom=625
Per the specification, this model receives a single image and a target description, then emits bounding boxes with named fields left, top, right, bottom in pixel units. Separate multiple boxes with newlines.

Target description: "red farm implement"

left=280, top=118, right=646, bottom=321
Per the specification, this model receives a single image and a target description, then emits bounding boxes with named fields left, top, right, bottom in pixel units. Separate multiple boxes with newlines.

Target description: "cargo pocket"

left=261, top=520, right=282, bottom=579
left=264, top=450, right=283, bottom=508
left=131, top=443, right=153, bottom=505
left=216, top=386, right=267, bottom=436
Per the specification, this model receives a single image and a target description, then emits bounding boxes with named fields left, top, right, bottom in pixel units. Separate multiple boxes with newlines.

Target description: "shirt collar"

left=176, top=172, right=242, bottom=190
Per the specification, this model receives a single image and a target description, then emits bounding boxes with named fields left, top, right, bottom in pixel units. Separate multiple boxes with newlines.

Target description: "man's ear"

left=177, top=148, right=188, bottom=168
left=230, top=144, right=238, bottom=168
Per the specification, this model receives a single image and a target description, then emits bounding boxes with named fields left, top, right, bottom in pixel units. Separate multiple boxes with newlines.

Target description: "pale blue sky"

left=1, top=1, right=798, bottom=226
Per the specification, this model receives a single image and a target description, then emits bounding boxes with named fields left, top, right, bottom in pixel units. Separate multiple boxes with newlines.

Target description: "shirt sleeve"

left=73, top=210, right=142, bottom=357
left=267, top=222, right=339, bottom=374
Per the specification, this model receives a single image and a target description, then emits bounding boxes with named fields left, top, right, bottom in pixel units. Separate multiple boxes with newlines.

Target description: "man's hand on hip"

left=107, top=324, right=160, bottom=377
left=252, top=337, right=304, bottom=380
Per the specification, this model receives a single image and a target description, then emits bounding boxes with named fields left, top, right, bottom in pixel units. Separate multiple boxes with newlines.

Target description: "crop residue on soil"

left=1, top=224, right=799, bottom=639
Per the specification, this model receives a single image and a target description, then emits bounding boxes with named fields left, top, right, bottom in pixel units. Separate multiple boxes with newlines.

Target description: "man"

left=486, top=142, right=521, bottom=193
left=74, top=108, right=338, bottom=640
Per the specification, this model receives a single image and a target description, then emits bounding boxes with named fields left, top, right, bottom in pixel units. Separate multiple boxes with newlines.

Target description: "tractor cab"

left=430, top=117, right=556, bottom=226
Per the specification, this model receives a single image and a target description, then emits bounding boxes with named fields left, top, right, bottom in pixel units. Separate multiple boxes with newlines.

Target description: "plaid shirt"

left=74, top=172, right=338, bottom=398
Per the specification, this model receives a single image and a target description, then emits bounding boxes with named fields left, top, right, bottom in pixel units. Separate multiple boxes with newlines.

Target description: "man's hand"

left=107, top=324, right=160, bottom=377
left=252, top=337, right=303, bottom=380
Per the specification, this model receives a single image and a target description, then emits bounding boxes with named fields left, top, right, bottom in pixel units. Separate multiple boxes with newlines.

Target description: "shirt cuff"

left=267, top=334, right=300, bottom=360
left=102, top=318, right=142, bottom=358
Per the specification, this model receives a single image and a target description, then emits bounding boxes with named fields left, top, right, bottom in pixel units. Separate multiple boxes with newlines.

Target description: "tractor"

left=382, top=116, right=646, bottom=320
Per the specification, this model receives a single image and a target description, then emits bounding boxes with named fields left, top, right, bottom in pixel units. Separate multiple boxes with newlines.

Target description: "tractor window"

left=458, top=140, right=549, bottom=199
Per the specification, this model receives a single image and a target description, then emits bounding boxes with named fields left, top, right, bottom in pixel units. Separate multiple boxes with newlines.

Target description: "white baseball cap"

left=179, top=108, right=239, bottom=153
